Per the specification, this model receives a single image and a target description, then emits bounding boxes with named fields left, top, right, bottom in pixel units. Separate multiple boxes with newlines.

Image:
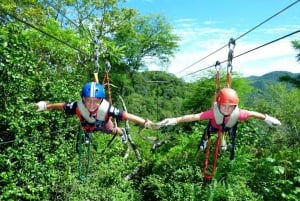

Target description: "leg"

left=97, top=120, right=127, bottom=144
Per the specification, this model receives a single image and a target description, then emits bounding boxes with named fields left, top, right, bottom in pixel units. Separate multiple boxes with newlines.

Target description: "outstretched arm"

left=176, top=114, right=200, bottom=123
left=36, top=101, right=65, bottom=111
left=157, top=113, right=201, bottom=126
left=123, top=112, right=148, bottom=126
left=248, top=111, right=266, bottom=120
left=248, top=111, right=281, bottom=127
left=123, top=112, right=161, bottom=129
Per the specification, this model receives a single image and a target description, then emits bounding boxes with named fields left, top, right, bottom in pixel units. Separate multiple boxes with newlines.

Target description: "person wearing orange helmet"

left=157, top=88, right=281, bottom=157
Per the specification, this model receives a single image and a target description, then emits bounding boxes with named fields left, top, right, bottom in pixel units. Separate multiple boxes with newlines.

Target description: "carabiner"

left=105, top=60, right=111, bottom=72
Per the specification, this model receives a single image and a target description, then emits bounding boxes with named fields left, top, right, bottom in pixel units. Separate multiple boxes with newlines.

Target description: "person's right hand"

left=36, top=101, right=47, bottom=111
left=158, top=118, right=178, bottom=126
left=144, top=120, right=162, bottom=130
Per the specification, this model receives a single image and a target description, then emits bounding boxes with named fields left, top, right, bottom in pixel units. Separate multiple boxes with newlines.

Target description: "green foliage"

left=1, top=0, right=300, bottom=200
left=114, top=13, right=180, bottom=71
left=183, top=71, right=253, bottom=113
left=292, top=40, right=300, bottom=62
left=279, top=74, right=300, bottom=88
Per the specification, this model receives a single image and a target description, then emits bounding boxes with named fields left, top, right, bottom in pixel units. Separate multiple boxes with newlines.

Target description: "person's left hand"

left=158, top=118, right=178, bottom=126
left=264, top=114, right=281, bottom=127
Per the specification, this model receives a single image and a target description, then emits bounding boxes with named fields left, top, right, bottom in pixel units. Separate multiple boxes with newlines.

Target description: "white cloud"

left=230, top=38, right=299, bottom=76
left=150, top=19, right=300, bottom=79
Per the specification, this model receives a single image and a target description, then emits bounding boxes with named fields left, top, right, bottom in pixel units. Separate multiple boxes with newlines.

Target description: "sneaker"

left=220, top=139, right=227, bottom=151
left=199, top=139, right=207, bottom=150
left=120, top=128, right=128, bottom=144
left=85, top=132, right=92, bottom=144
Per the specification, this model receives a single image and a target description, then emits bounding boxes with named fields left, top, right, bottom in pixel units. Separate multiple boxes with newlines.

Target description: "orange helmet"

left=216, top=88, right=239, bottom=105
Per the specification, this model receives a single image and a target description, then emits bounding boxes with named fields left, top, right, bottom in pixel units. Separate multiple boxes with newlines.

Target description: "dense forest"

left=1, top=1, right=300, bottom=200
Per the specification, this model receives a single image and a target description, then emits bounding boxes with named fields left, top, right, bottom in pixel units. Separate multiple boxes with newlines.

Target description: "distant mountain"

left=246, top=71, right=300, bottom=90
left=243, top=71, right=299, bottom=106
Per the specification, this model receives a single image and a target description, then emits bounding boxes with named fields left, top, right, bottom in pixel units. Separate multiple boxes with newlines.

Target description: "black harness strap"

left=199, top=120, right=238, bottom=160
left=229, top=122, right=238, bottom=160
left=220, top=115, right=238, bottom=160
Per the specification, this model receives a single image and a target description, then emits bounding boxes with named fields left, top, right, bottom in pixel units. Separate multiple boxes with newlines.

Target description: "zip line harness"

left=77, top=37, right=108, bottom=181
left=77, top=37, right=142, bottom=180
left=201, top=38, right=238, bottom=180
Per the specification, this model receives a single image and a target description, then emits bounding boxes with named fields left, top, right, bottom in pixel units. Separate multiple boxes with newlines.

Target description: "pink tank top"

left=199, top=108, right=250, bottom=129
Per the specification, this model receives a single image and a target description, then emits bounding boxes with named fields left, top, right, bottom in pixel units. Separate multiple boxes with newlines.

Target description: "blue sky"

left=122, top=0, right=300, bottom=79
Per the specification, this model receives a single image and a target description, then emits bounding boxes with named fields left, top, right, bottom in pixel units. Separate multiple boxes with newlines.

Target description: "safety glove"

left=264, top=114, right=281, bottom=127
left=144, top=120, right=162, bottom=130
left=158, top=118, right=178, bottom=126
left=36, top=101, right=47, bottom=111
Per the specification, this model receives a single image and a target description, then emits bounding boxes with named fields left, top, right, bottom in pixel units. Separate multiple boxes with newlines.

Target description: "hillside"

left=246, top=71, right=300, bottom=90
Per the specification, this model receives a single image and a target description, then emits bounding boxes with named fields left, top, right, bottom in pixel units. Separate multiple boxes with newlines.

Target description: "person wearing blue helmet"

left=36, top=82, right=157, bottom=144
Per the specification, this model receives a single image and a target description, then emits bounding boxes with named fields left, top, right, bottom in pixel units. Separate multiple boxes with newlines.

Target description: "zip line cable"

left=180, top=29, right=300, bottom=79
left=177, top=45, right=228, bottom=75
left=233, top=29, right=300, bottom=60
left=0, top=8, right=86, bottom=55
left=0, top=136, right=35, bottom=146
left=45, top=1, right=108, bottom=76
left=235, top=0, right=300, bottom=42
left=0, top=127, right=76, bottom=146
left=45, top=1, right=80, bottom=30
left=2, top=1, right=299, bottom=77
left=45, top=0, right=96, bottom=41
left=1, top=6, right=100, bottom=79
left=176, top=0, right=300, bottom=75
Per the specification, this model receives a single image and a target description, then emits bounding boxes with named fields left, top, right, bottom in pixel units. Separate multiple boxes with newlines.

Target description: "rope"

left=77, top=124, right=92, bottom=181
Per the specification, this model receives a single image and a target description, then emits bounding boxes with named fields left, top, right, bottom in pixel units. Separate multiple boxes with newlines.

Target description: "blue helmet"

left=81, top=82, right=105, bottom=98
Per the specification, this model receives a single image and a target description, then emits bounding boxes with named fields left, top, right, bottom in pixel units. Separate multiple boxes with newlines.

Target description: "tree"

left=183, top=70, right=253, bottom=114
left=114, top=13, right=180, bottom=71
left=40, top=0, right=179, bottom=73
left=292, top=40, right=300, bottom=62
left=279, top=40, right=300, bottom=88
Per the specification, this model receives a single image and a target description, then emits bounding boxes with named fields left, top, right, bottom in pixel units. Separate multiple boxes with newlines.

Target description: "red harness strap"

left=203, top=61, right=222, bottom=180
left=203, top=130, right=222, bottom=180
left=102, top=72, right=112, bottom=104
left=203, top=39, right=235, bottom=180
